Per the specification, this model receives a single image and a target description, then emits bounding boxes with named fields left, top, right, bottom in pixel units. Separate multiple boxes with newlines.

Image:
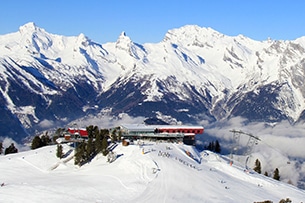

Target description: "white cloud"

left=70, top=113, right=146, bottom=129
left=201, top=117, right=305, bottom=187
left=38, top=119, right=55, bottom=128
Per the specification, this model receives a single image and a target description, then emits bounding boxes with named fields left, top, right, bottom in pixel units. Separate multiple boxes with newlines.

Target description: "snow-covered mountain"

left=1, top=22, right=305, bottom=140
left=1, top=142, right=304, bottom=202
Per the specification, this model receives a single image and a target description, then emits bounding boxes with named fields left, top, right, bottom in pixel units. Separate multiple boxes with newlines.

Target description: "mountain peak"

left=77, top=33, right=88, bottom=41
left=163, top=24, right=223, bottom=45
left=75, top=33, right=91, bottom=47
left=117, top=31, right=131, bottom=41
left=115, top=31, right=133, bottom=50
left=120, top=31, right=127, bottom=37
left=19, top=22, right=41, bottom=34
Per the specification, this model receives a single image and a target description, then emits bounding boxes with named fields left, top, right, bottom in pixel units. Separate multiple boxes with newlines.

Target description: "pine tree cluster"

left=254, top=197, right=292, bottom=203
left=0, top=142, right=3, bottom=155
left=205, top=140, right=221, bottom=153
left=4, top=143, right=18, bottom=155
left=273, top=168, right=280, bottom=181
left=279, top=198, right=292, bottom=203
left=31, top=133, right=52, bottom=150
left=56, top=144, right=63, bottom=159
left=254, top=159, right=281, bottom=181
left=74, top=126, right=110, bottom=166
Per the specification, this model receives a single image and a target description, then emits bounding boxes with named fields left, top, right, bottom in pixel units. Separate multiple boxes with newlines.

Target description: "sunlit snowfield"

left=1, top=141, right=304, bottom=202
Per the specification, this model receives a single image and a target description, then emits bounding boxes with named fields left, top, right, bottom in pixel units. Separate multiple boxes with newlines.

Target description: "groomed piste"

left=1, top=141, right=304, bottom=202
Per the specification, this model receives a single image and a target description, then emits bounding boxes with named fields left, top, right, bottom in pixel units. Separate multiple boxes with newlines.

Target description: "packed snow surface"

left=1, top=142, right=304, bottom=202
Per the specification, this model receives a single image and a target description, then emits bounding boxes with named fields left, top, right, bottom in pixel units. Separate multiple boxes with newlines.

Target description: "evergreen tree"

left=95, top=131, right=103, bottom=154
left=101, top=137, right=109, bottom=156
left=100, top=129, right=109, bottom=139
left=279, top=198, right=292, bottom=203
left=52, top=135, right=59, bottom=144
left=253, top=159, right=262, bottom=174
left=87, top=125, right=99, bottom=139
left=264, top=171, right=269, bottom=177
left=214, top=140, right=221, bottom=153
left=56, top=144, right=63, bottom=159
left=0, top=142, right=3, bottom=154
left=118, top=130, right=122, bottom=142
left=74, top=141, right=87, bottom=166
left=111, top=129, right=118, bottom=143
left=205, top=141, right=214, bottom=151
left=31, top=136, right=43, bottom=149
left=86, top=125, right=94, bottom=139
left=55, top=128, right=65, bottom=137
left=205, top=140, right=221, bottom=153
left=209, top=142, right=215, bottom=151
left=93, top=126, right=99, bottom=139
left=87, top=137, right=95, bottom=160
left=273, top=168, right=280, bottom=180
left=74, top=144, right=82, bottom=166
left=41, top=134, right=51, bottom=146
left=4, top=143, right=18, bottom=155
left=81, top=141, right=88, bottom=164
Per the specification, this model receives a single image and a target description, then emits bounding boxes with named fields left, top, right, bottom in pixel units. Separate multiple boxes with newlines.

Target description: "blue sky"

left=1, top=0, right=305, bottom=44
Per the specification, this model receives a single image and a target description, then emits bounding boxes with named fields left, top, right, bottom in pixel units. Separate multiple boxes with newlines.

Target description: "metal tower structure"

left=229, top=129, right=260, bottom=168
left=229, top=129, right=241, bottom=165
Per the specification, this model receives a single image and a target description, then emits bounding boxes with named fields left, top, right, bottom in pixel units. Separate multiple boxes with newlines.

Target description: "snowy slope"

left=1, top=142, right=304, bottom=202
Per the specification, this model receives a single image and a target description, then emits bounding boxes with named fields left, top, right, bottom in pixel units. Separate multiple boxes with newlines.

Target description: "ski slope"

left=0, top=142, right=304, bottom=202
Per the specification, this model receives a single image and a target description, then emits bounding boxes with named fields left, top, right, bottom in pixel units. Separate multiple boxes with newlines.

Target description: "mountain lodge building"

left=65, top=124, right=204, bottom=145
left=119, top=124, right=204, bottom=145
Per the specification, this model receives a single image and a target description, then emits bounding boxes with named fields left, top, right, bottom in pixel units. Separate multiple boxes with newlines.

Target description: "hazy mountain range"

left=1, top=22, right=305, bottom=141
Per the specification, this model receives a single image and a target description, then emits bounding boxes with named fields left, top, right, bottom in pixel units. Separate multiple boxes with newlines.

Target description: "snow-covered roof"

left=120, top=124, right=156, bottom=132
left=120, top=124, right=204, bottom=132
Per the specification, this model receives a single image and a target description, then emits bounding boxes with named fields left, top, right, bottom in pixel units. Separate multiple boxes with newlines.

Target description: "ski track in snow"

left=0, top=142, right=305, bottom=202
left=102, top=174, right=137, bottom=192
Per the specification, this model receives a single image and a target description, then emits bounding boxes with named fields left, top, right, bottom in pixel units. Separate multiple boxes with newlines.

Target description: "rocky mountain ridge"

left=1, top=22, right=305, bottom=141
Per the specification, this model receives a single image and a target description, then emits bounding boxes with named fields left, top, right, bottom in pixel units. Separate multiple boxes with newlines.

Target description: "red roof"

left=68, top=128, right=88, bottom=137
